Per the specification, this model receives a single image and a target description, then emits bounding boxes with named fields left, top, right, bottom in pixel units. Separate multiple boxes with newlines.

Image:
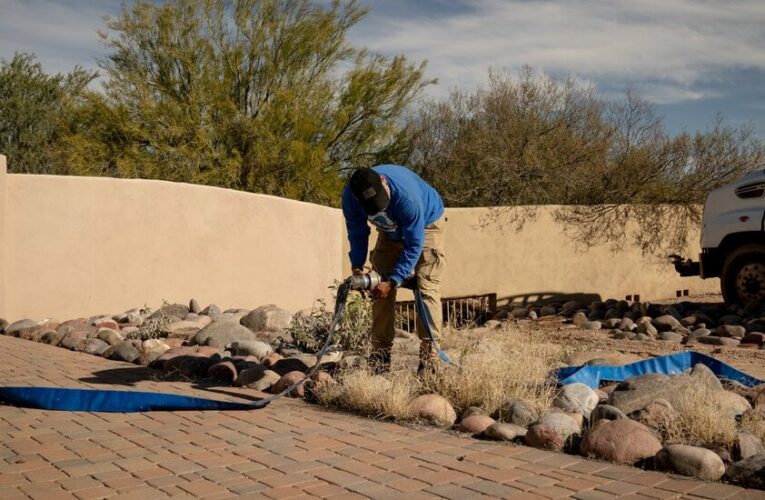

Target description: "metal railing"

left=395, top=293, right=498, bottom=332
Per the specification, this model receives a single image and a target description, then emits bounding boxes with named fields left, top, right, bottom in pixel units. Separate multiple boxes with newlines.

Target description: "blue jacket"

left=342, top=165, right=444, bottom=286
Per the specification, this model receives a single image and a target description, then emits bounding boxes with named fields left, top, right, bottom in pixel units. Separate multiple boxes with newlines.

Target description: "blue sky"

left=2, top=0, right=764, bottom=136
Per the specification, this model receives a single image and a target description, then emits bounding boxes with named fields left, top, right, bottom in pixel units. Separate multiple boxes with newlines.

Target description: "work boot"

left=367, top=347, right=391, bottom=375
left=417, top=340, right=438, bottom=376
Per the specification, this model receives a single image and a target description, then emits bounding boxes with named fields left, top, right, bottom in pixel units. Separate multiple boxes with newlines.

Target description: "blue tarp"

left=0, top=386, right=265, bottom=412
left=555, top=350, right=764, bottom=389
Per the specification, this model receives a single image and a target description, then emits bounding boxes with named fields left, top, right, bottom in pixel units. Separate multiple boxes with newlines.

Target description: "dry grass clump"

left=421, top=332, right=562, bottom=417
left=315, top=325, right=564, bottom=422
left=315, top=368, right=416, bottom=420
left=740, top=409, right=765, bottom=442
left=656, top=385, right=738, bottom=449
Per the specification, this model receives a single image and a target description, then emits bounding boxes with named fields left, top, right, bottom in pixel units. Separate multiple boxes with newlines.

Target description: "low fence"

left=0, top=154, right=719, bottom=321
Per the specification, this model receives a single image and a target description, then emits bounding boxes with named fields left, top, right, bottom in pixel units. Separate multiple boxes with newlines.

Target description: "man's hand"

left=352, top=268, right=364, bottom=276
left=372, top=280, right=394, bottom=299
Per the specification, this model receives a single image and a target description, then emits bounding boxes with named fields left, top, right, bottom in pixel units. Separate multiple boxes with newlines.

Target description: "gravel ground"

left=514, top=293, right=765, bottom=379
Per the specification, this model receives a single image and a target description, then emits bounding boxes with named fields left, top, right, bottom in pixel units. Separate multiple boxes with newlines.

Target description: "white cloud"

left=0, top=0, right=115, bottom=75
left=1, top=0, right=764, bottom=109
left=352, top=0, right=765, bottom=103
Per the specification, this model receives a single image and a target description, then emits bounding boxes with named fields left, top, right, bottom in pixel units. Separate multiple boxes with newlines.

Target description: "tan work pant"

left=370, top=216, right=446, bottom=350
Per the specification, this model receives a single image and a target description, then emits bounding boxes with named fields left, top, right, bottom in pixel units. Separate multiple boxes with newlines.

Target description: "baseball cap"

left=349, top=168, right=390, bottom=214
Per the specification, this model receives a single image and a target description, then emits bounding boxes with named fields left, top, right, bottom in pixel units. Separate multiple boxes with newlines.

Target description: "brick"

left=463, top=479, right=525, bottom=497
left=388, top=478, right=429, bottom=492
left=687, top=482, right=747, bottom=499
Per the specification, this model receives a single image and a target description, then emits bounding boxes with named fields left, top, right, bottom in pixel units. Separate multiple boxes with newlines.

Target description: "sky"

left=1, top=0, right=764, bottom=136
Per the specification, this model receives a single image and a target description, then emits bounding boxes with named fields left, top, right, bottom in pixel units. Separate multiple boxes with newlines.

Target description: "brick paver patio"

left=0, top=335, right=762, bottom=499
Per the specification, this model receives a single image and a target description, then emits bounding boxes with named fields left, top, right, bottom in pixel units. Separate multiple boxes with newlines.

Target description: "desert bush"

left=315, top=368, right=416, bottom=420
left=288, top=289, right=372, bottom=355
left=122, top=305, right=169, bottom=341
left=421, top=330, right=562, bottom=417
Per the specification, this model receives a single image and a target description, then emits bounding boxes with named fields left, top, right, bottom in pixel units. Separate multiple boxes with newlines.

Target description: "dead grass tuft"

left=656, top=385, right=738, bottom=449
left=421, top=328, right=562, bottom=416
left=315, top=368, right=416, bottom=420
left=740, top=409, right=765, bottom=442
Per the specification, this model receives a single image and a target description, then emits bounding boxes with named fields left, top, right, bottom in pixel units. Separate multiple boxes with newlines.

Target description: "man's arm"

left=341, top=187, right=371, bottom=270
left=388, top=196, right=425, bottom=287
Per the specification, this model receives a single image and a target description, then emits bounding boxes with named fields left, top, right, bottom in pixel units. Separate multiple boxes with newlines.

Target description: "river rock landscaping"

left=1, top=295, right=764, bottom=491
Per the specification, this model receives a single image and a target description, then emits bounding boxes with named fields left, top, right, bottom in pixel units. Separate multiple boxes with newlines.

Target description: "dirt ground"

left=513, top=293, right=765, bottom=380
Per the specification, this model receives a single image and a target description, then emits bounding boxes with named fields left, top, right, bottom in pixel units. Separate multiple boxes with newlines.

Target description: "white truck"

left=672, top=169, right=765, bottom=306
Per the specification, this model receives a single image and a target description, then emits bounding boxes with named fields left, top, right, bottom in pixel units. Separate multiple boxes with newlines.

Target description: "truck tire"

left=721, top=243, right=765, bottom=306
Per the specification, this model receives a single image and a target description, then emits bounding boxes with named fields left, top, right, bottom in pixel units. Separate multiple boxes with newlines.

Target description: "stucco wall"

left=0, top=154, right=718, bottom=321
left=0, top=156, right=6, bottom=318
left=3, top=167, right=345, bottom=320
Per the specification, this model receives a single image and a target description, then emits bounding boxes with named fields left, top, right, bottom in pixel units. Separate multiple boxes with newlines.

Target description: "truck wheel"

left=721, top=244, right=765, bottom=306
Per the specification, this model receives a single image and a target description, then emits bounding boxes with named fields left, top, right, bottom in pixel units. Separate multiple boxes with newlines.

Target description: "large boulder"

left=553, top=383, right=599, bottom=416
left=736, top=433, right=765, bottom=460
left=716, top=324, right=746, bottom=339
left=163, top=321, right=202, bottom=339
left=709, top=390, right=752, bottom=418
left=104, top=342, right=141, bottom=363
left=270, top=371, right=306, bottom=398
left=60, top=331, right=88, bottom=350
left=201, top=304, right=222, bottom=319
left=500, top=400, right=539, bottom=427
left=150, top=303, right=189, bottom=320
left=608, top=364, right=724, bottom=414
left=635, top=399, right=678, bottom=429
left=240, top=305, right=293, bottom=333
left=482, top=423, right=527, bottom=441
left=408, top=394, right=457, bottom=428
left=96, top=328, right=123, bottom=346
left=189, top=320, right=260, bottom=348
left=270, top=356, right=315, bottom=376
left=525, top=413, right=580, bottom=452
left=725, top=453, right=765, bottom=489
left=235, top=367, right=280, bottom=391
left=653, top=315, right=681, bottom=332
left=590, top=405, right=627, bottom=424
left=40, top=330, right=64, bottom=346
left=230, top=340, right=273, bottom=360
left=457, top=414, right=496, bottom=434
left=4, top=319, right=41, bottom=340
left=580, top=419, right=661, bottom=465
left=656, top=444, right=726, bottom=481
left=140, top=339, right=170, bottom=365
left=79, top=338, right=110, bottom=356
left=207, top=361, right=238, bottom=383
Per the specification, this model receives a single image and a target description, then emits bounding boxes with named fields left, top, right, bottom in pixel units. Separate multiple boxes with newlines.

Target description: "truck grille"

left=735, top=181, right=765, bottom=199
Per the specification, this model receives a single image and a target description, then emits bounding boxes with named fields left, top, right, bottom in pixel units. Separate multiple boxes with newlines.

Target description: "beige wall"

left=0, top=156, right=6, bottom=317
left=0, top=154, right=718, bottom=321
left=3, top=165, right=345, bottom=320
left=440, top=208, right=717, bottom=305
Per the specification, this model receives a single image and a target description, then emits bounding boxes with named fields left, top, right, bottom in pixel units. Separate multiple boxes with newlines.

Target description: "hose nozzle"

left=347, top=271, right=383, bottom=290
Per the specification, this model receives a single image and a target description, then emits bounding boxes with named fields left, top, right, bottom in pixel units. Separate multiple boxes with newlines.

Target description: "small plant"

left=123, top=302, right=171, bottom=341
left=287, top=286, right=372, bottom=355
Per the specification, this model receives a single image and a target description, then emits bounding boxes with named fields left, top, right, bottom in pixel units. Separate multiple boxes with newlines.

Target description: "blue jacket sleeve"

left=341, top=187, right=370, bottom=270
left=389, top=195, right=425, bottom=286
